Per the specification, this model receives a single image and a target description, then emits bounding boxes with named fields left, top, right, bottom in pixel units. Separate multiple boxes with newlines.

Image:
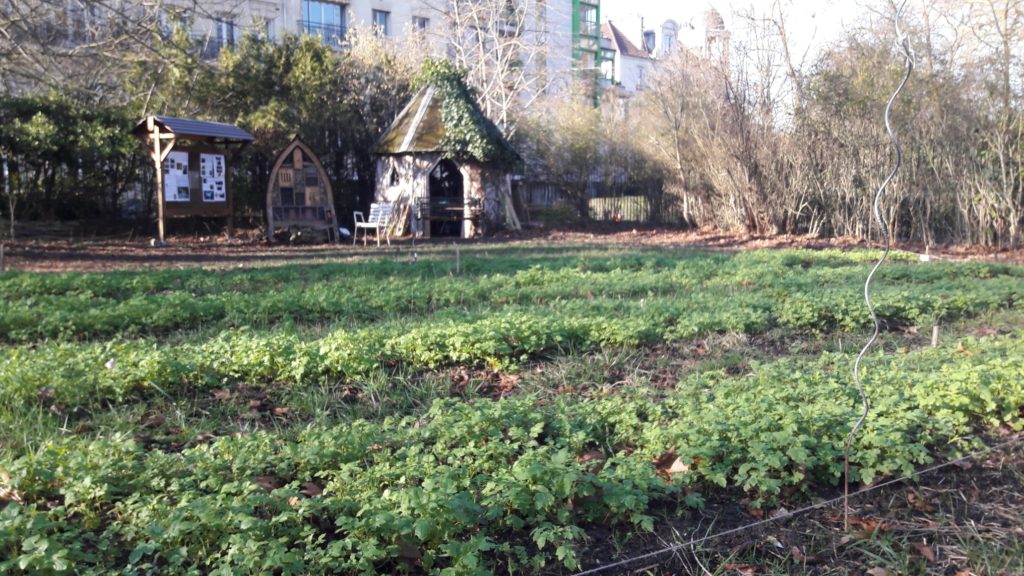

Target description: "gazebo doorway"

left=428, top=159, right=464, bottom=237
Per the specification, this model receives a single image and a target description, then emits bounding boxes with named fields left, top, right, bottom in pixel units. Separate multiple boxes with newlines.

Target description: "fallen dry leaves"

left=652, top=451, right=691, bottom=480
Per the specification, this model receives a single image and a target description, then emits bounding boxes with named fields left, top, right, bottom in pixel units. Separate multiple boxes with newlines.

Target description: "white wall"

left=613, top=53, right=652, bottom=93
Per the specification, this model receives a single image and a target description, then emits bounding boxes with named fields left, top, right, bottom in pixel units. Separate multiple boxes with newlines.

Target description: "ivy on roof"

left=398, top=58, right=518, bottom=167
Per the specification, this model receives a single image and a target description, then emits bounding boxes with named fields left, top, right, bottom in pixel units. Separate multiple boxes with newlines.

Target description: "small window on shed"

left=304, top=166, right=319, bottom=186
left=388, top=165, right=400, bottom=187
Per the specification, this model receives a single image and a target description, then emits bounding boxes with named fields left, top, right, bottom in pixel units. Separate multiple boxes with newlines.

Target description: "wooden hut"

left=373, top=83, right=519, bottom=239
left=266, top=138, right=338, bottom=242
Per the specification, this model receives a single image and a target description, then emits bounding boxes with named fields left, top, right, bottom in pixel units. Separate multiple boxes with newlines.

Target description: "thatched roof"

left=374, top=83, right=518, bottom=165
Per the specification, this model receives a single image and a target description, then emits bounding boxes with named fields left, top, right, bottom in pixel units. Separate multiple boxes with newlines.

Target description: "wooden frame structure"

left=132, top=116, right=255, bottom=243
left=265, top=138, right=339, bottom=243
left=373, top=84, right=521, bottom=239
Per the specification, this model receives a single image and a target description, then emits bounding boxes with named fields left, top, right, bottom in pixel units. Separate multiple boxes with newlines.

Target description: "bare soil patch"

left=579, top=433, right=1024, bottom=575
left=2, top=225, right=1022, bottom=273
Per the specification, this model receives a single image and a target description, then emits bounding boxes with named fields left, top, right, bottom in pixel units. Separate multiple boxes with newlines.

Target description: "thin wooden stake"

left=0, top=243, right=5, bottom=273
left=455, top=243, right=461, bottom=275
left=931, top=324, right=939, bottom=347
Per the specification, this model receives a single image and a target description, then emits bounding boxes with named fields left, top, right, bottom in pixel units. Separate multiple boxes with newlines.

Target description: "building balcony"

left=298, top=20, right=346, bottom=48
left=194, top=36, right=231, bottom=60
left=579, top=22, right=599, bottom=38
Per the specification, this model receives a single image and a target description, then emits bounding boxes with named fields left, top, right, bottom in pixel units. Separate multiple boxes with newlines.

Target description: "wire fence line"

left=572, top=433, right=1024, bottom=576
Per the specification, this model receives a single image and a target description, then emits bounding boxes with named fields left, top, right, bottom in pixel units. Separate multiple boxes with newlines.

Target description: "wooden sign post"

left=132, top=116, right=254, bottom=245
left=145, top=116, right=177, bottom=244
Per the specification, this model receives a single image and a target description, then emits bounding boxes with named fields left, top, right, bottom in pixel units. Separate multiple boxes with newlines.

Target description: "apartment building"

left=178, top=0, right=603, bottom=98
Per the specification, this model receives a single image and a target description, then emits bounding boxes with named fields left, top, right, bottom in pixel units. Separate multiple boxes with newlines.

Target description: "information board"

left=200, top=153, right=227, bottom=202
left=163, top=151, right=191, bottom=202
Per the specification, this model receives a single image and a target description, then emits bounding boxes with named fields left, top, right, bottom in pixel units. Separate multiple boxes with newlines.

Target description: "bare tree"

left=424, top=0, right=553, bottom=137
left=0, top=0, right=173, bottom=99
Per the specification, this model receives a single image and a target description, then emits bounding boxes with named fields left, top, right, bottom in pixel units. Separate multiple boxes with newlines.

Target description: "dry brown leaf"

left=865, top=568, right=895, bottom=576
left=721, top=563, right=758, bottom=574
left=911, top=542, right=936, bottom=562
left=652, top=451, right=690, bottom=472
left=273, top=406, right=290, bottom=417
left=906, top=489, right=938, bottom=513
left=848, top=516, right=887, bottom=536
left=578, top=450, right=606, bottom=465
left=140, top=413, right=165, bottom=428
left=300, top=482, right=323, bottom=497
left=288, top=496, right=301, bottom=508
left=211, top=389, right=231, bottom=400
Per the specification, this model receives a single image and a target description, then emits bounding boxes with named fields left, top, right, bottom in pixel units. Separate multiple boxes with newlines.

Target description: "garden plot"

left=1, top=245, right=1022, bottom=574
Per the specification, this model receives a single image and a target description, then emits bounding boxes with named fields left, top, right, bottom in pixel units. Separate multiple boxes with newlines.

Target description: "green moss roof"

left=374, top=84, right=517, bottom=165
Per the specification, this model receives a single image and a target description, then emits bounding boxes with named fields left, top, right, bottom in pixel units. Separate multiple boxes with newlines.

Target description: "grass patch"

left=1, top=245, right=1022, bottom=574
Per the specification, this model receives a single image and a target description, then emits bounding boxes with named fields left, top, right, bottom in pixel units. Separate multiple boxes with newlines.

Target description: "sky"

left=600, top=0, right=868, bottom=61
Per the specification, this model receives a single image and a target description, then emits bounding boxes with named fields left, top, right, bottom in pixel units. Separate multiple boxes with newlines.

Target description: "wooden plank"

left=153, top=126, right=166, bottom=244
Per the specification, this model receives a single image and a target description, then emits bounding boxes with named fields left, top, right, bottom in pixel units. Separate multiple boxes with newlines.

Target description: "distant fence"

left=518, top=180, right=689, bottom=226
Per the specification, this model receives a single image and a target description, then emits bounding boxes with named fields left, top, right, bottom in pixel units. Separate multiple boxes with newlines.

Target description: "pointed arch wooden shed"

left=266, top=138, right=339, bottom=242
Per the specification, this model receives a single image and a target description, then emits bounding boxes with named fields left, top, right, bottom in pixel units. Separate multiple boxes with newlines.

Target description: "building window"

left=301, top=1, right=345, bottom=47
left=642, top=30, right=655, bottom=53
left=662, top=32, right=675, bottom=53
left=198, top=17, right=236, bottom=58
left=578, top=50, right=596, bottom=70
left=600, top=48, right=615, bottom=81
left=372, top=10, right=390, bottom=36
left=215, top=18, right=236, bottom=48
left=578, top=2, right=598, bottom=37
left=413, top=16, right=429, bottom=31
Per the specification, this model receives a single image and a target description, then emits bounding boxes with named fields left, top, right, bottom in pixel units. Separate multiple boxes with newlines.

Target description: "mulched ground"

left=578, top=433, right=1024, bottom=575
left=2, top=225, right=1022, bottom=273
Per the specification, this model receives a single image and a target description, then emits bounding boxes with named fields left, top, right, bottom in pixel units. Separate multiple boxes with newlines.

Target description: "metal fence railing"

left=517, top=181, right=689, bottom=226
left=298, top=20, right=346, bottom=48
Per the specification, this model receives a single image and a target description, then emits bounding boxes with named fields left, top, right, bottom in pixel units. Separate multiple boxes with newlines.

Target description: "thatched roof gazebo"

left=373, top=71, right=520, bottom=239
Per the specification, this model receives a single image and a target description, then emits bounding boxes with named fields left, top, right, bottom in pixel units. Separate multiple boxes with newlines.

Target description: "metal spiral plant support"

left=843, top=0, right=915, bottom=532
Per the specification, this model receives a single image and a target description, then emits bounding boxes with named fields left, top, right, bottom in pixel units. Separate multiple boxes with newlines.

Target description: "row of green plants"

left=4, top=278, right=1023, bottom=413
left=1, top=249, right=1021, bottom=342
left=2, top=332, right=1022, bottom=574
left=1, top=247, right=977, bottom=302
